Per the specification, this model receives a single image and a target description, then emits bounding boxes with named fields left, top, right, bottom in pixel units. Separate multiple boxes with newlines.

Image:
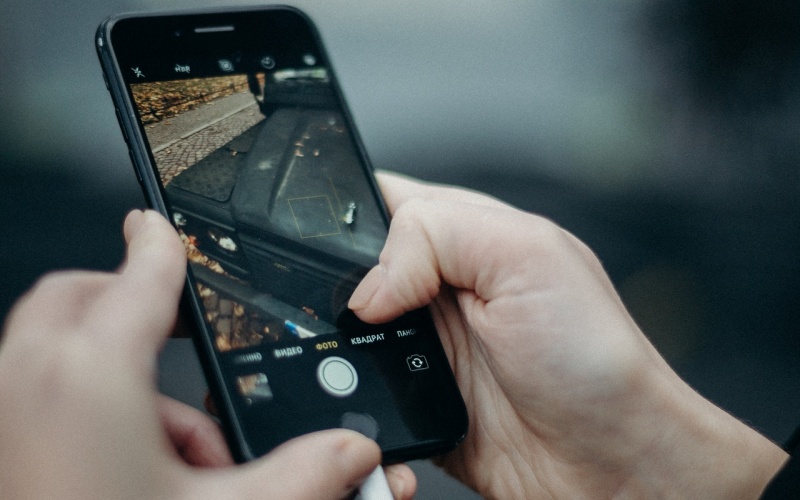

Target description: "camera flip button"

left=406, top=354, right=429, bottom=371
left=317, top=356, right=358, bottom=397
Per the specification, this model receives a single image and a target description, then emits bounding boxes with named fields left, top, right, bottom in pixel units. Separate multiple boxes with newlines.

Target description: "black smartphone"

left=96, top=6, right=467, bottom=463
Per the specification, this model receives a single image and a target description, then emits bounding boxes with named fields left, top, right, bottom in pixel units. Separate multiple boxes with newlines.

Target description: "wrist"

left=622, top=368, right=788, bottom=498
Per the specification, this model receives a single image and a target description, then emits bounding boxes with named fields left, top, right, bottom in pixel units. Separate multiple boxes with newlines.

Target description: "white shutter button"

left=317, top=356, right=358, bottom=397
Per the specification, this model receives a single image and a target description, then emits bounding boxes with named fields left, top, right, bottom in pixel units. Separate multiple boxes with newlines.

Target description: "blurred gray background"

left=1, top=0, right=798, bottom=497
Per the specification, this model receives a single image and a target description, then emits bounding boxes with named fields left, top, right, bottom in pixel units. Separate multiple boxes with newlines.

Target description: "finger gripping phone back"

left=96, top=6, right=467, bottom=463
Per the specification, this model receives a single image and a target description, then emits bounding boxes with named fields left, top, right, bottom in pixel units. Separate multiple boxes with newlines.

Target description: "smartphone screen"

left=97, top=7, right=467, bottom=462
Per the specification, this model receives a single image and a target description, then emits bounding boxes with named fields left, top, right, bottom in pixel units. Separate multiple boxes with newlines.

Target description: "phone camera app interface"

left=109, top=9, right=467, bottom=459
left=129, top=51, right=387, bottom=359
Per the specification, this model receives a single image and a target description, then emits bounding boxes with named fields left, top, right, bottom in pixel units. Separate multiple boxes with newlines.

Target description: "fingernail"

left=384, top=468, right=406, bottom=499
left=348, top=266, right=383, bottom=311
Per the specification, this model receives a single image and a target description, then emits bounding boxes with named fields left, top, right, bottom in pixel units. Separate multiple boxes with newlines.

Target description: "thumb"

left=195, top=429, right=381, bottom=499
left=349, top=197, right=546, bottom=324
left=351, top=172, right=551, bottom=324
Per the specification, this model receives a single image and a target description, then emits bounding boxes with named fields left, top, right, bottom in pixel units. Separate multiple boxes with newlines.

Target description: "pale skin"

left=0, top=173, right=788, bottom=499
left=0, top=209, right=414, bottom=500
left=349, top=171, right=789, bottom=499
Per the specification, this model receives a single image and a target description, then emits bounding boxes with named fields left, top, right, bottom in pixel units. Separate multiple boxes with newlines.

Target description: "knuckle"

left=522, top=213, right=578, bottom=253
left=389, top=198, right=426, bottom=230
left=30, top=270, right=84, bottom=297
left=5, top=272, right=87, bottom=329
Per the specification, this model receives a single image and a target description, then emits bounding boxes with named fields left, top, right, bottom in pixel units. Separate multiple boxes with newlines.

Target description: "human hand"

left=349, top=172, right=787, bottom=499
left=0, top=210, right=415, bottom=500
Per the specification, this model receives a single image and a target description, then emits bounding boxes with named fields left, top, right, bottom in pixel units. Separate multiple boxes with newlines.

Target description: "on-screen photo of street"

left=130, top=70, right=387, bottom=353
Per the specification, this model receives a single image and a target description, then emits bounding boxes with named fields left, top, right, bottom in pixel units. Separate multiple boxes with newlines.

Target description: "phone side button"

left=127, top=150, right=142, bottom=184
left=114, top=109, right=129, bottom=143
left=317, top=356, right=358, bottom=397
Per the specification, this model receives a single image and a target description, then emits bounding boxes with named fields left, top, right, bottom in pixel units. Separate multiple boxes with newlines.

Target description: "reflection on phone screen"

left=130, top=66, right=386, bottom=353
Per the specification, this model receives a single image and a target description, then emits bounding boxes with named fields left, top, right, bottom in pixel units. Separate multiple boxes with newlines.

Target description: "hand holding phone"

left=350, top=171, right=790, bottom=499
left=96, top=6, right=467, bottom=463
left=0, top=209, right=417, bottom=499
